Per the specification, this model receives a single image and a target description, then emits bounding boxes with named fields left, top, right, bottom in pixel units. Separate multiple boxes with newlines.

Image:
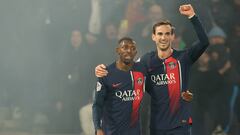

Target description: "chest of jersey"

left=105, top=70, right=145, bottom=102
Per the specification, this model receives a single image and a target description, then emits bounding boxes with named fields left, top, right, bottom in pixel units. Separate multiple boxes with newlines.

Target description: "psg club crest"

left=168, top=62, right=176, bottom=69
left=137, top=78, right=143, bottom=85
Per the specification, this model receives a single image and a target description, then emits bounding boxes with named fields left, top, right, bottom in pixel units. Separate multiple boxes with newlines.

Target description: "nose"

left=126, top=48, right=131, bottom=52
left=160, top=35, right=166, bottom=40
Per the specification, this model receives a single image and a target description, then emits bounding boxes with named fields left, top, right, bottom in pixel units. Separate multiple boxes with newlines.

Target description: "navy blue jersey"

left=140, top=16, right=209, bottom=130
left=92, top=62, right=146, bottom=135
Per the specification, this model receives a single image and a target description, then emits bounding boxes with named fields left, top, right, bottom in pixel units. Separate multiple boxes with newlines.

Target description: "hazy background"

left=0, top=0, right=239, bottom=135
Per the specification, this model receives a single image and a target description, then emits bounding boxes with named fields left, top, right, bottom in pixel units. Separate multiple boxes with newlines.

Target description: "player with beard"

left=92, top=37, right=146, bottom=135
left=95, top=4, right=208, bottom=135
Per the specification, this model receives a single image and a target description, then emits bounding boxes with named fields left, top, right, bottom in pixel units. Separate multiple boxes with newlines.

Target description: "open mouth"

left=124, top=55, right=132, bottom=59
left=160, top=41, right=168, bottom=44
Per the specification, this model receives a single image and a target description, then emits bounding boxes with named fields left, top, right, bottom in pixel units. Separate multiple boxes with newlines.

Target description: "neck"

left=116, top=60, right=133, bottom=71
left=157, top=48, right=173, bottom=59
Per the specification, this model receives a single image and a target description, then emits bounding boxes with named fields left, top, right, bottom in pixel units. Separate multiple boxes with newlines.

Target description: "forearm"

left=92, top=100, right=103, bottom=130
left=92, top=87, right=106, bottom=130
left=190, top=15, right=209, bottom=48
left=188, top=16, right=210, bottom=62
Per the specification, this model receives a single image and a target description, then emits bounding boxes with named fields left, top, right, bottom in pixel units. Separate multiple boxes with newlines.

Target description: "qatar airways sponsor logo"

left=115, top=89, right=141, bottom=101
left=151, top=73, right=176, bottom=85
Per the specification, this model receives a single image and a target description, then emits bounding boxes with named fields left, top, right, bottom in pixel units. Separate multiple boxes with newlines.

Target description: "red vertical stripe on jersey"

left=165, top=57, right=181, bottom=114
left=130, top=71, right=144, bottom=126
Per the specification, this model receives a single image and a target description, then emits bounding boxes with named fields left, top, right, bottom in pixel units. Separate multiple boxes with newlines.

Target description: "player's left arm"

left=92, top=78, right=107, bottom=132
left=179, top=4, right=209, bottom=63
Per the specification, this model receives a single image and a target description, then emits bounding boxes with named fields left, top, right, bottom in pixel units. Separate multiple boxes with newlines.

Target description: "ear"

left=152, top=33, right=155, bottom=41
left=134, top=50, right=137, bottom=56
left=116, top=47, right=120, bottom=54
left=170, top=34, right=175, bottom=41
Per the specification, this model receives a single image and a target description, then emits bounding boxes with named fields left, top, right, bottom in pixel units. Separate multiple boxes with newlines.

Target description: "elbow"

left=206, top=38, right=210, bottom=46
left=203, top=37, right=210, bottom=47
left=92, top=101, right=103, bottom=111
left=201, top=39, right=209, bottom=50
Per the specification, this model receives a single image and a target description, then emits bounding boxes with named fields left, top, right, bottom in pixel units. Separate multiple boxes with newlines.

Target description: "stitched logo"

left=137, top=78, right=143, bottom=85
left=112, top=83, right=122, bottom=88
left=168, top=62, right=176, bottom=69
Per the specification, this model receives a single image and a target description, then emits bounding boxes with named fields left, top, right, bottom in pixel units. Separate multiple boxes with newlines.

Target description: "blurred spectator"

left=89, top=0, right=102, bottom=35
left=228, top=20, right=240, bottom=133
left=211, top=125, right=227, bottom=135
left=208, top=26, right=229, bottom=76
left=47, top=100, right=72, bottom=133
left=85, top=32, right=99, bottom=47
left=124, top=0, right=146, bottom=33
left=79, top=97, right=94, bottom=135
left=190, top=52, right=224, bottom=135
left=131, top=3, right=165, bottom=57
left=87, top=0, right=126, bottom=42
left=207, top=0, right=234, bottom=34
left=172, top=31, right=187, bottom=50
left=208, top=25, right=240, bottom=134
left=229, top=22, right=240, bottom=75
left=97, top=21, right=119, bottom=64
left=48, top=0, right=91, bottom=32
left=60, top=29, right=89, bottom=89
left=232, top=0, right=240, bottom=16
left=138, top=3, right=165, bottom=38
left=56, top=29, right=93, bottom=133
left=32, top=111, right=49, bottom=134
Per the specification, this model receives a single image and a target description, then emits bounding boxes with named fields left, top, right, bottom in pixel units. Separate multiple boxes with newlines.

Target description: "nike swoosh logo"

left=148, top=68, right=153, bottom=72
left=112, top=83, right=122, bottom=88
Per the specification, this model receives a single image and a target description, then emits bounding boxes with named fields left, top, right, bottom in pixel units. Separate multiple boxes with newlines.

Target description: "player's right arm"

left=92, top=78, right=107, bottom=134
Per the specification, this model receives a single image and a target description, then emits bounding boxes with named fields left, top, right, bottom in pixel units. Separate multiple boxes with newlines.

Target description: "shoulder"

left=133, top=62, right=148, bottom=76
left=133, top=62, right=145, bottom=70
left=172, top=48, right=189, bottom=59
left=173, top=49, right=186, bottom=56
left=106, top=62, right=116, bottom=72
left=100, top=62, right=117, bottom=81
left=142, top=51, right=155, bottom=58
left=139, top=51, right=156, bottom=63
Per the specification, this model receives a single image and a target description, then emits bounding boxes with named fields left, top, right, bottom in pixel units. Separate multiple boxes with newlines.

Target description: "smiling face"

left=152, top=23, right=174, bottom=51
left=116, top=38, right=137, bottom=65
left=71, top=30, right=82, bottom=48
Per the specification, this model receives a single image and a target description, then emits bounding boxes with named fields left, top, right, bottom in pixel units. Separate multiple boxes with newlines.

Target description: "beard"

left=123, top=61, right=131, bottom=65
left=158, top=43, right=171, bottom=51
left=122, top=58, right=134, bottom=65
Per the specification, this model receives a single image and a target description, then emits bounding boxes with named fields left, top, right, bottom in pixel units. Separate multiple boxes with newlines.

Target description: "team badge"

left=168, top=62, right=176, bottom=69
left=137, top=78, right=143, bottom=85
left=96, top=82, right=102, bottom=92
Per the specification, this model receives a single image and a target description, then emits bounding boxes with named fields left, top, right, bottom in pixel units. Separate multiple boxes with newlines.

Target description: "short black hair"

left=118, top=37, right=136, bottom=45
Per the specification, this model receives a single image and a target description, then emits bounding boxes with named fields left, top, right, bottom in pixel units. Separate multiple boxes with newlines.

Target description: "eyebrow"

left=157, top=31, right=171, bottom=34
